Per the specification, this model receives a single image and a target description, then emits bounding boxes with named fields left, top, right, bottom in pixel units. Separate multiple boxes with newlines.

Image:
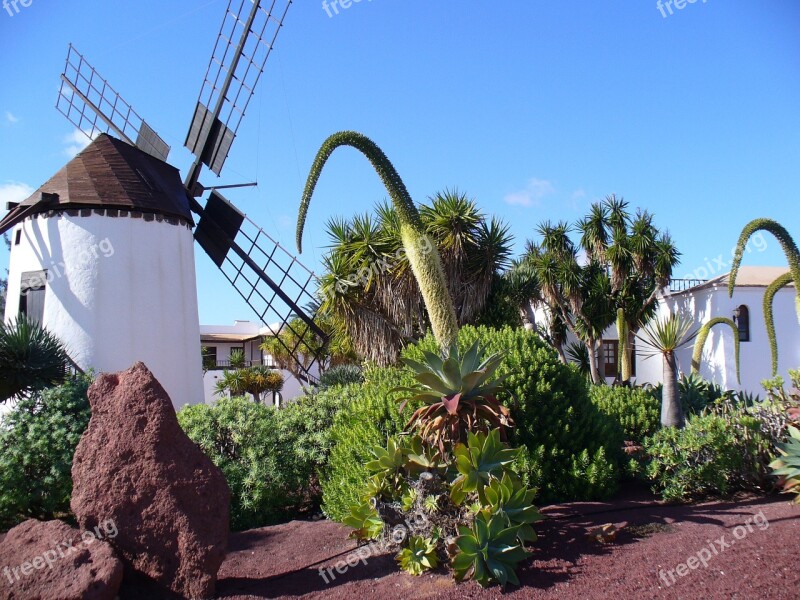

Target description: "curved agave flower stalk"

left=728, top=218, right=800, bottom=324
left=616, top=308, right=631, bottom=382
left=296, top=131, right=458, bottom=350
left=691, top=317, right=740, bottom=384
left=763, top=272, right=794, bottom=376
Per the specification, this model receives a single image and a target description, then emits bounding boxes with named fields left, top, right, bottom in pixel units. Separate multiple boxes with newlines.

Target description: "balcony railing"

left=668, top=278, right=707, bottom=293
left=203, top=358, right=278, bottom=371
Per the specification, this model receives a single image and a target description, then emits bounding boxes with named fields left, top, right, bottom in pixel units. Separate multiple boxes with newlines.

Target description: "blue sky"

left=1, top=1, right=798, bottom=325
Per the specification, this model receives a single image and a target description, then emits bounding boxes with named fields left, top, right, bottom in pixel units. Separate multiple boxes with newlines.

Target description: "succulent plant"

left=451, top=511, right=529, bottom=588
left=343, top=502, right=384, bottom=541
left=397, top=340, right=513, bottom=451
left=770, top=425, right=800, bottom=501
left=397, top=535, right=439, bottom=575
left=450, top=429, right=520, bottom=505
left=483, top=472, right=544, bottom=545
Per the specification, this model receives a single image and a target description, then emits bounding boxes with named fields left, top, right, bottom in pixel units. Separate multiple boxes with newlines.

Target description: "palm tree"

left=636, top=314, right=697, bottom=428
left=0, top=316, right=70, bottom=403
left=214, top=366, right=284, bottom=405
left=578, top=196, right=680, bottom=383
left=297, top=131, right=459, bottom=351
left=691, top=317, right=740, bottom=384
left=311, top=187, right=511, bottom=365
left=521, top=223, right=615, bottom=383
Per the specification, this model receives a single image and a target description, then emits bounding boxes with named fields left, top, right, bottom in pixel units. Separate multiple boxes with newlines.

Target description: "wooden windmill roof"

left=0, top=134, right=193, bottom=233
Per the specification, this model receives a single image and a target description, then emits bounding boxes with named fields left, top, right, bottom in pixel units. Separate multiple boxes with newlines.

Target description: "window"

left=601, top=339, right=636, bottom=379
left=736, top=305, right=750, bottom=342
left=602, top=340, right=618, bottom=378
left=14, top=229, right=21, bottom=245
left=202, top=346, right=218, bottom=370
left=20, top=270, right=47, bottom=324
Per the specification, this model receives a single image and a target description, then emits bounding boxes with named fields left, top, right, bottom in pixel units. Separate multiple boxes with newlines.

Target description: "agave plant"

left=397, top=535, right=439, bottom=575
left=450, top=429, right=520, bottom=505
left=397, top=340, right=513, bottom=451
left=482, top=472, right=544, bottom=545
left=343, top=502, right=384, bottom=541
left=770, top=425, right=800, bottom=502
left=451, top=511, right=529, bottom=588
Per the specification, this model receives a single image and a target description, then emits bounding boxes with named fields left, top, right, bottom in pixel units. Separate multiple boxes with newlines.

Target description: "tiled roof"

left=0, top=134, right=192, bottom=233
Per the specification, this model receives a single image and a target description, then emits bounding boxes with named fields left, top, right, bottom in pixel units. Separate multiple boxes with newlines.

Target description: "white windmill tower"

left=0, top=0, right=327, bottom=406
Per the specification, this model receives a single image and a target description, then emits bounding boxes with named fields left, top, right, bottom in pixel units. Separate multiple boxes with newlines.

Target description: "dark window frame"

left=737, top=305, right=751, bottom=342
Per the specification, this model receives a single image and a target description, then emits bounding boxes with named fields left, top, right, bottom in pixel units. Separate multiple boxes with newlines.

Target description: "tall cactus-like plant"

left=763, top=272, right=794, bottom=376
left=296, top=131, right=459, bottom=350
left=728, top=218, right=800, bottom=324
left=691, top=317, right=740, bottom=384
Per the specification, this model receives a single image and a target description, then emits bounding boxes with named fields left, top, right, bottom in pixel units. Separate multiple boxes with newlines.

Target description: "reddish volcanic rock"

left=71, top=362, right=230, bottom=600
left=0, top=519, right=123, bottom=600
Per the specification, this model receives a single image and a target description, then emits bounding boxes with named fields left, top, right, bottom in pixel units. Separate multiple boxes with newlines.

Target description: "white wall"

left=655, top=284, right=800, bottom=394
left=529, top=283, right=799, bottom=395
left=4, top=213, right=204, bottom=408
left=199, top=321, right=314, bottom=405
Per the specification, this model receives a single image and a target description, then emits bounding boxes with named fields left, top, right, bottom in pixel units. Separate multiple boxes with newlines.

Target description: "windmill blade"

left=56, top=44, right=170, bottom=162
left=185, top=0, right=292, bottom=193
left=194, top=191, right=327, bottom=384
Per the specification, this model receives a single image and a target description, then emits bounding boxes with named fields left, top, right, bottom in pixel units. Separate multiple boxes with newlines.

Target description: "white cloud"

left=0, top=181, right=35, bottom=208
left=5, top=111, right=18, bottom=124
left=504, top=178, right=555, bottom=207
left=62, top=129, right=94, bottom=158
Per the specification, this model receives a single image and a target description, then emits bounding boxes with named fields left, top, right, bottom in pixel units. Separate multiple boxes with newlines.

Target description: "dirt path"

left=123, top=491, right=800, bottom=599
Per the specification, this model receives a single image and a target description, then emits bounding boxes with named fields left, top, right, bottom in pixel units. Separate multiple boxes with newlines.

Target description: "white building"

left=534, top=266, right=798, bottom=395
left=200, top=320, right=317, bottom=405
left=1, top=135, right=204, bottom=408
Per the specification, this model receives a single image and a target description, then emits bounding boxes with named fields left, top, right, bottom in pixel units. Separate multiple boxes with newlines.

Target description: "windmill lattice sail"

left=185, top=0, right=292, bottom=178
left=56, top=45, right=170, bottom=162
left=195, top=191, right=326, bottom=384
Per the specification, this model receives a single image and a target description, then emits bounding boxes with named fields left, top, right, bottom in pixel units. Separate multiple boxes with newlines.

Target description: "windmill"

left=0, top=0, right=327, bottom=400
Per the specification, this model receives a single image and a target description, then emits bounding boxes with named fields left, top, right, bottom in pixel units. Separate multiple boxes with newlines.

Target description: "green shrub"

left=317, top=364, right=364, bottom=390
left=320, top=366, right=417, bottom=521
left=644, top=411, right=771, bottom=502
left=178, top=389, right=347, bottom=530
left=590, top=385, right=660, bottom=444
left=0, top=374, right=92, bottom=529
left=405, top=326, right=622, bottom=504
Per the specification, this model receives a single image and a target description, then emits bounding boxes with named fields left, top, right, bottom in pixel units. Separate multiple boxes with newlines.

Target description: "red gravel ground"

left=121, top=489, right=800, bottom=599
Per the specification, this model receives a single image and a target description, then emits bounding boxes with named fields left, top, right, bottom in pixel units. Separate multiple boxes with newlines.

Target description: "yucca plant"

left=0, top=316, right=69, bottom=403
left=396, top=340, right=513, bottom=452
left=770, top=425, right=800, bottom=502
left=636, top=313, right=697, bottom=428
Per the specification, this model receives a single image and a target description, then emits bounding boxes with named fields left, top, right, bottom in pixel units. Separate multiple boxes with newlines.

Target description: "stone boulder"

left=0, top=519, right=123, bottom=600
left=71, top=362, right=230, bottom=600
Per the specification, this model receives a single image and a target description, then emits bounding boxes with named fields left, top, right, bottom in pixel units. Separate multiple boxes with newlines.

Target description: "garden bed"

left=120, top=487, right=800, bottom=599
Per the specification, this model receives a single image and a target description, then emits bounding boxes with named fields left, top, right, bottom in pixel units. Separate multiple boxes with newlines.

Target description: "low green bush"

left=590, top=385, right=661, bottom=444
left=320, top=366, right=416, bottom=521
left=0, top=374, right=92, bottom=529
left=644, top=410, right=771, bottom=502
left=317, top=364, right=364, bottom=390
left=405, top=326, right=622, bottom=504
left=178, top=388, right=347, bottom=530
